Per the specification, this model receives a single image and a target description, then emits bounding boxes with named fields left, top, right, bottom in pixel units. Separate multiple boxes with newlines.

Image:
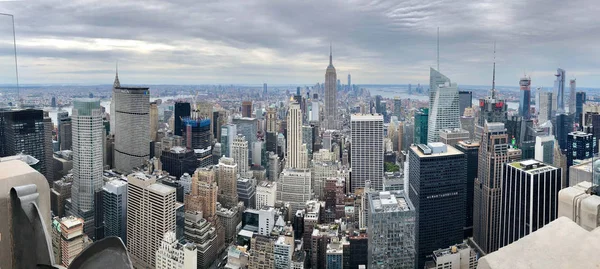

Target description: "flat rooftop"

left=350, top=113, right=383, bottom=121
left=410, top=144, right=463, bottom=158
left=147, top=183, right=176, bottom=195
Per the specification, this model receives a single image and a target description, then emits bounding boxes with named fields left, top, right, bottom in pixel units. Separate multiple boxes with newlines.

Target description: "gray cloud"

left=0, top=0, right=599, bottom=87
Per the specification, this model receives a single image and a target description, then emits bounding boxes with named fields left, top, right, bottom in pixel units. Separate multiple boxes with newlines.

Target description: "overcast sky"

left=1, top=0, right=599, bottom=87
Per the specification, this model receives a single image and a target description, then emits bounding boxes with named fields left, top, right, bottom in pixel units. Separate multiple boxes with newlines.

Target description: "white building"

left=127, top=172, right=177, bottom=268
left=287, top=101, right=307, bottom=169
left=102, top=179, right=127, bottom=241
left=426, top=242, right=478, bottom=269
left=350, top=114, right=384, bottom=192
left=155, top=231, right=197, bottom=269
left=277, top=168, right=312, bottom=214
left=274, top=234, right=294, bottom=269
left=216, top=156, right=239, bottom=209
left=538, top=91, right=553, bottom=124
left=534, top=135, right=555, bottom=164
left=256, top=181, right=277, bottom=209
left=70, top=98, right=104, bottom=237
left=427, top=68, right=460, bottom=143
left=232, top=134, right=249, bottom=175
left=258, top=207, right=277, bottom=236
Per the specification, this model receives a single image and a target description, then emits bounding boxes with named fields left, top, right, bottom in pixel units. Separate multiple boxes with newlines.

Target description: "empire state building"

left=324, top=45, right=337, bottom=130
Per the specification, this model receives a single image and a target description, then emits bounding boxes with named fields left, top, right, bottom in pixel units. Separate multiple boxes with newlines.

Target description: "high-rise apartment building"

left=286, top=101, right=306, bottom=169
left=324, top=46, right=338, bottom=130
left=519, top=77, right=532, bottom=119
left=350, top=114, right=384, bottom=192
left=367, top=190, right=416, bottom=268
left=216, top=156, right=239, bottom=208
left=414, top=108, right=429, bottom=144
left=568, top=79, right=576, bottom=114
left=409, top=143, right=467, bottom=268
left=113, top=84, right=150, bottom=174
left=473, top=122, right=522, bottom=254
left=155, top=231, right=197, bottom=269
left=499, top=160, right=561, bottom=248
left=277, top=168, right=312, bottom=214
left=70, top=99, right=104, bottom=238
left=127, top=172, right=177, bottom=268
left=102, top=179, right=127, bottom=244
left=427, top=68, right=460, bottom=143
left=232, top=134, right=249, bottom=175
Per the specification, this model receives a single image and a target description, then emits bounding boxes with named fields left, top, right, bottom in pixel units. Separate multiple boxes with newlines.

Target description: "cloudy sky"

left=0, top=0, right=599, bottom=87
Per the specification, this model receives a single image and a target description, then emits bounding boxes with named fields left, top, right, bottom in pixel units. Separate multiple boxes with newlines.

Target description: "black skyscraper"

left=174, top=102, right=191, bottom=136
left=459, top=90, right=472, bottom=116
left=554, top=113, right=573, bottom=152
left=575, top=92, right=586, bottom=127
left=409, top=143, right=467, bottom=268
left=456, top=140, right=479, bottom=239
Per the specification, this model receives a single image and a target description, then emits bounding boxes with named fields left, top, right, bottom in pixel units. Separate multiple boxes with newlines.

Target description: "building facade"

left=113, top=86, right=150, bottom=174
left=350, top=114, right=384, bottom=192
left=428, top=68, right=460, bottom=143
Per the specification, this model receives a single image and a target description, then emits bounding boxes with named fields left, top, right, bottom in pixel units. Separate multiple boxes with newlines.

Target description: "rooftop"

left=509, top=159, right=558, bottom=174
left=147, top=183, right=176, bottom=195
left=350, top=113, right=383, bottom=121
left=411, top=143, right=463, bottom=158
left=369, top=190, right=413, bottom=213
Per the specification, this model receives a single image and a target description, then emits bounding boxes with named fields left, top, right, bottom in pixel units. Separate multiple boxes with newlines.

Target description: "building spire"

left=113, top=60, right=121, bottom=88
left=329, top=43, right=332, bottom=65
left=491, top=42, right=496, bottom=98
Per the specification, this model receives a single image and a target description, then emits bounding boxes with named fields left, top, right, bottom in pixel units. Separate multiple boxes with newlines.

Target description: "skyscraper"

left=575, top=91, right=586, bottom=127
left=350, top=114, right=384, bottom=192
left=113, top=82, right=150, bottom=174
left=232, top=134, right=249, bottom=175
left=266, top=107, right=278, bottom=154
left=427, top=68, right=460, bottom=143
left=414, top=108, right=429, bottom=144
left=473, top=122, right=522, bottom=254
left=174, top=102, right=191, bottom=136
left=216, top=156, right=239, bottom=208
left=277, top=168, right=312, bottom=214
left=538, top=91, right=553, bottom=124
left=127, top=172, right=177, bottom=268
left=456, top=140, right=480, bottom=239
left=555, top=113, right=573, bottom=152
left=367, top=190, right=416, bottom=268
left=242, top=101, right=253, bottom=118
left=519, top=77, right=532, bottom=119
left=286, top=100, right=306, bottom=169
left=150, top=102, right=158, bottom=141
left=220, top=124, right=237, bottom=158
left=535, top=135, right=555, bottom=165
left=324, top=45, right=338, bottom=130
left=500, top=160, right=561, bottom=248
left=408, top=143, right=467, bottom=268
left=566, top=131, right=597, bottom=168
left=263, top=83, right=268, bottom=95
left=569, top=79, right=576, bottom=114
left=102, top=179, right=127, bottom=244
left=70, top=99, right=104, bottom=238
left=554, top=68, right=566, bottom=113
left=459, top=90, right=472, bottom=116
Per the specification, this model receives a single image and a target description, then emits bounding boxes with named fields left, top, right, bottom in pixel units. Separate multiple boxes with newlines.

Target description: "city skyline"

left=1, top=0, right=600, bottom=87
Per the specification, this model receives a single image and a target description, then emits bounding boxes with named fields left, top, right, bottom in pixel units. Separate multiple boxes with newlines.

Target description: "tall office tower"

left=58, top=112, right=72, bottom=150
left=427, top=68, right=460, bottom=143
left=568, top=79, right=576, bottom=114
left=127, top=172, right=177, bottom=268
left=109, top=69, right=120, bottom=135
left=155, top=231, right=197, bottom=269
left=0, top=109, right=53, bottom=182
left=231, top=134, right=249, bottom=175
left=160, top=146, right=197, bottom=179
left=476, top=93, right=508, bottom=141
left=150, top=102, right=158, bottom=141
left=367, top=190, right=415, bottom=268
left=347, top=74, right=351, bottom=90
left=456, top=140, right=480, bottom=239
left=473, top=122, right=522, bottom=254
left=266, top=107, right=278, bottom=153
left=58, top=216, right=87, bottom=267
left=538, top=91, right=553, bottom=124
left=263, top=83, right=268, bottom=95
left=185, top=167, right=219, bottom=219
left=324, top=45, right=338, bottom=130
left=233, top=117, right=258, bottom=163
left=286, top=101, right=305, bottom=169
left=519, top=77, right=532, bottom=119
left=375, top=95, right=383, bottom=114
left=567, top=131, right=597, bottom=168
left=183, top=118, right=211, bottom=150
left=216, top=156, right=239, bottom=208
left=43, top=113, right=54, bottom=179
left=220, top=124, right=237, bottom=158
left=184, top=211, right=219, bottom=269
left=102, top=179, right=127, bottom=243
left=554, top=113, right=573, bottom=151
left=174, top=102, right=191, bottom=136
left=575, top=92, right=587, bottom=127
left=414, top=108, right=429, bottom=144
left=242, top=101, right=253, bottom=118
left=69, top=99, right=104, bottom=238
left=350, top=114, right=384, bottom=192
left=408, top=143, right=467, bottom=268
left=499, top=160, right=561, bottom=249
left=554, top=68, right=566, bottom=113
left=393, top=97, right=402, bottom=118
left=113, top=84, right=150, bottom=174
left=277, top=168, right=312, bottom=213
left=535, top=135, right=555, bottom=164
left=459, top=90, right=473, bottom=116
left=310, top=94, right=320, bottom=123
left=267, top=152, right=280, bottom=182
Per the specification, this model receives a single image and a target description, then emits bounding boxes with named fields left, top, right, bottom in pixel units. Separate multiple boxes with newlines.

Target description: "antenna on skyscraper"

left=491, top=41, right=496, bottom=98
left=437, top=27, right=440, bottom=71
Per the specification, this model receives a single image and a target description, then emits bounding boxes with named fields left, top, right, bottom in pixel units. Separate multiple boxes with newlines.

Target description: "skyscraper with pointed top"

left=324, top=45, right=338, bottom=130
left=427, top=68, right=460, bottom=143
left=110, top=65, right=120, bottom=135
left=475, top=46, right=507, bottom=141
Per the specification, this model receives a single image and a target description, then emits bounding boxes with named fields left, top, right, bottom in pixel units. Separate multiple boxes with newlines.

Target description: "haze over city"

left=1, top=0, right=600, bottom=86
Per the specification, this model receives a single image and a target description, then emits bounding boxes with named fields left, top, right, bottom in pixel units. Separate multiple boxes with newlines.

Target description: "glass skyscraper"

left=427, top=68, right=460, bottom=143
